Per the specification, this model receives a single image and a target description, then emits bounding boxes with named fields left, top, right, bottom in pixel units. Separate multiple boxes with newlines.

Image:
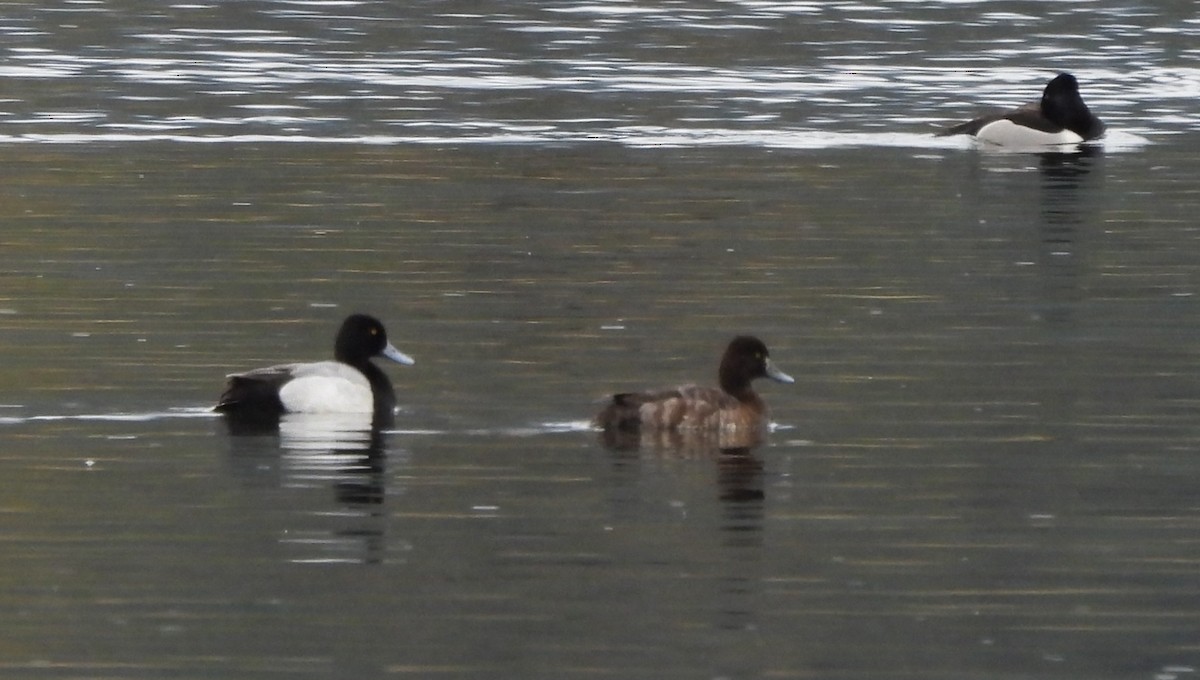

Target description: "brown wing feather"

left=595, top=384, right=741, bottom=431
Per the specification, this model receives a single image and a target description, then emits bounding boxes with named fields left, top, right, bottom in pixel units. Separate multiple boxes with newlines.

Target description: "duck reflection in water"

left=599, top=421, right=767, bottom=456
left=223, top=410, right=394, bottom=564
left=716, top=446, right=766, bottom=504
left=277, top=413, right=390, bottom=506
left=1035, top=147, right=1101, bottom=328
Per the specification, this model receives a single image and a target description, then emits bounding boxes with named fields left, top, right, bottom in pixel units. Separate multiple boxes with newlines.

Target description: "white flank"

left=975, top=119, right=1085, bottom=148
left=278, top=361, right=374, bottom=413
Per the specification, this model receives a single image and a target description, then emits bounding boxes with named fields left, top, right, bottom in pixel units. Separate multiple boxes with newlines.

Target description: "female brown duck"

left=595, top=335, right=793, bottom=435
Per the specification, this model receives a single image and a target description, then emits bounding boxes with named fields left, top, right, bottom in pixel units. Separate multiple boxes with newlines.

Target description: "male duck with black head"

left=594, top=336, right=794, bottom=450
left=938, top=72, right=1105, bottom=147
left=215, top=313, right=414, bottom=430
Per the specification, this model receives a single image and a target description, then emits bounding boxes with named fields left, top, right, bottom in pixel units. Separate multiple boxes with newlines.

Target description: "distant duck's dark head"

left=719, top=335, right=795, bottom=397
left=1041, top=73, right=1106, bottom=139
left=335, top=313, right=415, bottom=367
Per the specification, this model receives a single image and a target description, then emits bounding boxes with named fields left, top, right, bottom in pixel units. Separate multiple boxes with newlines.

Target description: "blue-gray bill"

left=382, top=343, right=416, bottom=366
left=765, top=358, right=794, bottom=384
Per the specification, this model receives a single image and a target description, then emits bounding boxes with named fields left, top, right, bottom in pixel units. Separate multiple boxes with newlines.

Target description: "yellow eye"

left=370, top=328, right=379, bottom=336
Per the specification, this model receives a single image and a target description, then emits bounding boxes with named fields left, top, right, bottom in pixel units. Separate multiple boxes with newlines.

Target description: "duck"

left=938, top=72, right=1105, bottom=146
left=594, top=335, right=793, bottom=436
left=215, top=313, right=414, bottom=423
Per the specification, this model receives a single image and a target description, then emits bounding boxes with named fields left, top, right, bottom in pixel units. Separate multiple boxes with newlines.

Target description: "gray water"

left=2, top=1, right=1200, bottom=678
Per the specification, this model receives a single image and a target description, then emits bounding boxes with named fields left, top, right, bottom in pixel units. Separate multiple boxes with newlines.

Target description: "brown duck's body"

left=594, top=336, right=793, bottom=437
left=597, top=384, right=765, bottom=432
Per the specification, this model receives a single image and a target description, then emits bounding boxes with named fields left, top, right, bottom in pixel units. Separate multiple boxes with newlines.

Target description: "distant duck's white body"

left=972, top=118, right=1086, bottom=147
left=939, top=73, right=1105, bottom=148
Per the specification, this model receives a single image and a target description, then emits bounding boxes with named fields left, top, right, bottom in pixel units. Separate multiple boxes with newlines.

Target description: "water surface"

left=1, top=1, right=1200, bottom=678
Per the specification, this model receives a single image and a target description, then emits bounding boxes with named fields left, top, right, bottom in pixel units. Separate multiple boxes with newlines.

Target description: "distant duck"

left=594, top=336, right=793, bottom=436
left=215, top=314, right=414, bottom=424
left=938, top=73, right=1105, bottom=146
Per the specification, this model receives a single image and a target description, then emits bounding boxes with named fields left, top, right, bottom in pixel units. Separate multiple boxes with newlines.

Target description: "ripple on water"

left=0, top=0, right=1195, bottom=145
left=0, top=408, right=218, bottom=425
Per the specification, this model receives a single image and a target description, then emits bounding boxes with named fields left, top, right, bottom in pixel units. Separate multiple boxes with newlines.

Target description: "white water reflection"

left=1, top=0, right=1197, bottom=144
left=0, top=128, right=1152, bottom=151
left=0, top=407, right=216, bottom=425
left=278, top=411, right=375, bottom=451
